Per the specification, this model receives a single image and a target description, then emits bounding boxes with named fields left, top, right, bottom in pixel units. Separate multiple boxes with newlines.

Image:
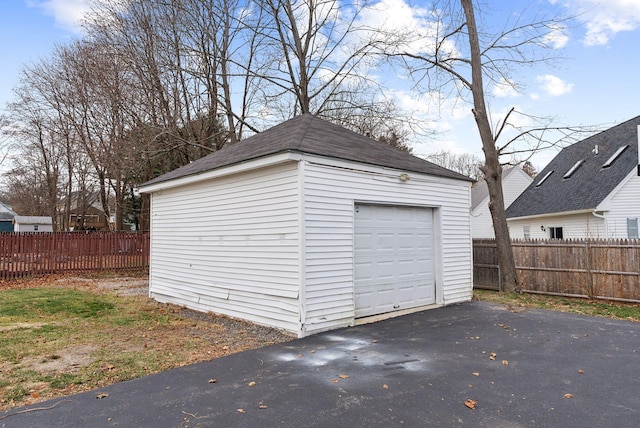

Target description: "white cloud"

left=559, top=0, right=640, bottom=46
left=492, top=78, right=520, bottom=98
left=27, top=0, right=92, bottom=32
left=536, top=74, right=574, bottom=96
left=543, top=23, right=570, bottom=49
left=355, top=0, right=459, bottom=57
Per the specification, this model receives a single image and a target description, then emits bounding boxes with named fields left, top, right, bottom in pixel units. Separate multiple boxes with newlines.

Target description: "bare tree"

left=252, top=0, right=393, bottom=122
left=382, top=0, right=574, bottom=292
left=426, top=151, right=483, bottom=180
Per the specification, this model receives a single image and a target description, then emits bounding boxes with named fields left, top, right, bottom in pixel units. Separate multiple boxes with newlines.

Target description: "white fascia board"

left=506, top=208, right=603, bottom=222
left=596, top=168, right=637, bottom=211
left=138, top=152, right=303, bottom=193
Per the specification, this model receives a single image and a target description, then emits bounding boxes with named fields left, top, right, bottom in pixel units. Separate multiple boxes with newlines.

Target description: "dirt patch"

left=56, top=276, right=149, bottom=296
left=22, top=345, right=97, bottom=374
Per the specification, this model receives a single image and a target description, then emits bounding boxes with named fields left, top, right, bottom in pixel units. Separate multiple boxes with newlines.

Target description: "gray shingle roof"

left=141, top=114, right=472, bottom=188
left=0, top=202, right=17, bottom=221
left=506, top=115, right=640, bottom=218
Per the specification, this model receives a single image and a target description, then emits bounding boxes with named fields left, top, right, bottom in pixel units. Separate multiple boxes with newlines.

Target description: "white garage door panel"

left=354, top=204, right=435, bottom=318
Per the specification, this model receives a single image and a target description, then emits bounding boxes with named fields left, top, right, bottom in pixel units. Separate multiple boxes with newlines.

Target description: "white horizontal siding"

left=508, top=213, right=606, bottom=239
left=301, top=158, right=472, bottom=334
left=149, top=162, right=302, bottom=334
left=601, top=173, right=640, bottom=238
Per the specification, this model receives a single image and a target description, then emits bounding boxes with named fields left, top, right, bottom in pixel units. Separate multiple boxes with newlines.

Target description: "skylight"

left=563, top=160, right=583, bottom=179
left=535, top=170, right=553, bottom=187
left=602, top=145, right=629, bottom=168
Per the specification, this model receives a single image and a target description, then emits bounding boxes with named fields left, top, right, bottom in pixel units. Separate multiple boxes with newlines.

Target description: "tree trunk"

left=461, top=0, right=519, bottom=292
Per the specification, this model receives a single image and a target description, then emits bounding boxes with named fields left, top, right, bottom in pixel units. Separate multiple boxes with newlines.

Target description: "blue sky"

left=1, top=0, right=639, bottom=172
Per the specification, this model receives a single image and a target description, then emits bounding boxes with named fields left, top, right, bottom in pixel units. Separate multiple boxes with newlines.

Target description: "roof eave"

left=507, top=208, right=605, bottom=221
left=139, top=151, right=303, bottom=193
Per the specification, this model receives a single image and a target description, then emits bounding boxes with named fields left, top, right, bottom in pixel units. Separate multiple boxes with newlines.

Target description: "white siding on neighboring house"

left=471, top=168, right=532, bottom=238
left=13, top=216, right=54, bottom=232
left=508, top=212, right=606, bottom=239
left=470, top=202, right=494, bottom=239
left=301, top=157, right=472, bottom=335
left=149, top=162, right=302, bottom=332
left=598, top=172, right=640, bottom=238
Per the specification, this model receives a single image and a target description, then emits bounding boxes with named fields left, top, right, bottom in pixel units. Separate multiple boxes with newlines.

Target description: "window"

left=602, top=145, right=629, bottom=168
left=628, top=218, right=639, bottom=239
left=535, top=170, right=553, bottom=187
left=549, top=227, right=563, bottom=239
left=563, top=160, right=583, bottom=178
left=523, top=225, right=530, bottom=239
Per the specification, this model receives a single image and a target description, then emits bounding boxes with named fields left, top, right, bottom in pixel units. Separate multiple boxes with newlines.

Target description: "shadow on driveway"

left=1, top=301, right=639, bottom=427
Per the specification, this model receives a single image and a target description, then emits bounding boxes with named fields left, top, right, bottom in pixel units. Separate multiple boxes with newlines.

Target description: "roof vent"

left=602, top=145, right=629, bottom=168
left=563, top=160, right=583, bottom=179
left=535, top=170, right=553, bottom=187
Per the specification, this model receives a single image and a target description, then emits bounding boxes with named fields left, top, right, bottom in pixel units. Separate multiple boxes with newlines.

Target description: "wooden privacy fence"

left=474, top=239, right=640, bottom=302
left=0, top=232, right=150, bottom=279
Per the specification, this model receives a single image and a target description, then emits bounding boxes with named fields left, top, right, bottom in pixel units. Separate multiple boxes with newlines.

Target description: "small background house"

left=140, top=114, right=474, bottom=337
left=507, top=115, right=640, bottom=239
left=0, top=202, right=17, bottom=232
left=58, top=192, right=115, bottom=231
left=471, top=167, right=532, bottom=238
left=13, top=216, right=54, bottom=232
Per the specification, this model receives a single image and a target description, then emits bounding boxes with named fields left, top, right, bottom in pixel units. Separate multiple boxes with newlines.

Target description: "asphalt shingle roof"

left=141, top=114, right=471, bottom=187
left=506, top=115, right=640, bottom=218
left=0, top=202, right=17, bottom=221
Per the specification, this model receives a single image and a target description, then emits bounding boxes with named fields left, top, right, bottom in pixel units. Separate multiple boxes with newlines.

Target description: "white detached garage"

left=139, top=114, right=473, bottom=337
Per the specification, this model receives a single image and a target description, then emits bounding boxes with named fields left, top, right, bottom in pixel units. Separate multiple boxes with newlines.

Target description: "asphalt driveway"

left=1, top=301, right=639, bottom=427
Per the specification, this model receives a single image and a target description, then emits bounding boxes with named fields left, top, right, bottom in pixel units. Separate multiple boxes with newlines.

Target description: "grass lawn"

left=0, top=274, right=292, bottom=410
left=474, top=289, right=640, bottom=322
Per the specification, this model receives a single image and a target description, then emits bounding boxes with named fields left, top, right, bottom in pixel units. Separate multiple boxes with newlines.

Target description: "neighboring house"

left=13, top=216, right=54, bottom=232
left=58, top=191, right=114, bottom=231
left=471, top=167, right=533, bottom=238
left=507, top=115, right=640, bottom=239
left=0, top=202, right=17, bottom=232
left=139, top=114, right=474, bottom=337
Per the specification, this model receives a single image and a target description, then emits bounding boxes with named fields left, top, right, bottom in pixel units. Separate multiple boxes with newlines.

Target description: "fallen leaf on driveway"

left=382, top=384, right=389, bottom=389
left=96, top=393, right=109, bottom=399
left=502, top=360, right=509, bottom=365
left=472, top=372, right=479, bottom=377
left=208, top=379, right=217, bottom=383
left=338, top=374, right=349, bottom=379
left=331, top=379, right=339, bottom=383
left=578, top=369, right=584, bottom=374
left=237, top=408, right=245, bottom=413
left=489, top=352, right=497, bottom=361
left=248, top=381, right=256, bottom=387
left=259, top=404, right=268, bottom=409
left=464, top=399, right=477, bottom=409
left=564, top=393, right=573, bottom=399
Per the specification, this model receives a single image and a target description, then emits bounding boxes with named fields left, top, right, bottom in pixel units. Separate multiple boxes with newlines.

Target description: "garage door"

left=354, top=204, right=435, bottom=318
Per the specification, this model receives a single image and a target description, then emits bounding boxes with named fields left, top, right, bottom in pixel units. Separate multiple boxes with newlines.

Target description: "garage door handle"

left=393, top=305, right=400, bottom=309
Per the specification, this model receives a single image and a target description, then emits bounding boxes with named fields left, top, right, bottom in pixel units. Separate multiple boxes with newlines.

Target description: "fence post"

left=585, top=240, right=593, bottom=299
